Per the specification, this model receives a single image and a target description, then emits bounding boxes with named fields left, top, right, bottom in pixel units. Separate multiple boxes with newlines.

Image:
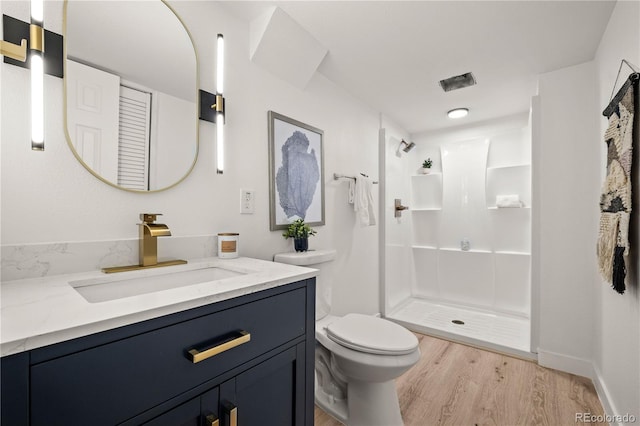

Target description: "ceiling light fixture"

left=447, top=108, right=469, bottom=119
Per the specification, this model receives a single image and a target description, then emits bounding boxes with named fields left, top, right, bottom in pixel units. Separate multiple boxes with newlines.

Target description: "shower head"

left=399, top=139, right=416, bottom=153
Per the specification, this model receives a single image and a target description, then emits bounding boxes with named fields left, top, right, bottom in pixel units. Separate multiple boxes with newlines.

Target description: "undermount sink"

left=70, top=265, right=246, bottom=303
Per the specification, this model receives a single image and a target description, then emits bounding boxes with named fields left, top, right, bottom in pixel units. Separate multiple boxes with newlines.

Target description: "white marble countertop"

left=1, top=257, right=317, bottom=357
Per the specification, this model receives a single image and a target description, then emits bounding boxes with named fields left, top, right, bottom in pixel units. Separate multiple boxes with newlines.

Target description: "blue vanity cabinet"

left=1, top=279, right=315, bottom=426
left=142, top=344, right=304, bottom=426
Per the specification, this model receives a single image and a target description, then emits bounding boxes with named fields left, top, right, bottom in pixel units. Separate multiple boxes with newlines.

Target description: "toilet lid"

left=326, top=314, right=418, bottom=355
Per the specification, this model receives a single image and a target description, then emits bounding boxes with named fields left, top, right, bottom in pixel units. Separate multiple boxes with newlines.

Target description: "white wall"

left=593, top=1, right=640, bottom=421
left=536, top=61, right=600, bottom=376
left=153, top=92, right=196, bottom=190
left=0, top=1, right=381, bottom=315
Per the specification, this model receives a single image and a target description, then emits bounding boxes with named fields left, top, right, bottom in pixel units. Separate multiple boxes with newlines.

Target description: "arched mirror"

left=63, top=0, right=198, bottom=192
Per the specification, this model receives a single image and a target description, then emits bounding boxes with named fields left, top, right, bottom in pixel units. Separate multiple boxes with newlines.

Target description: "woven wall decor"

left=598, top=71, right=638, bottom=294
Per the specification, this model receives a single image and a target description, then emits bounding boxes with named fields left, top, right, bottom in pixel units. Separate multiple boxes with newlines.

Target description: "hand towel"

left=348, top=179, right=356, bottom=204
left=354, top=177, right=376, bottom=226
left=496, top=194, right=523, bottom=208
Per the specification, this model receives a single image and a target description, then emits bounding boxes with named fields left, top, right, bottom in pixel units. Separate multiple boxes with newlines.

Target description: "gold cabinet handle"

left=223, top=403, right=237, bottom=426
left=187, top=331, right=251, bottom=363
left=205, top=414, right=219, bottom=426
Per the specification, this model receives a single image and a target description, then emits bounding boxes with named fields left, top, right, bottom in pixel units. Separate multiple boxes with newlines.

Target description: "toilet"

left=274, top=249, right=420, bottom=426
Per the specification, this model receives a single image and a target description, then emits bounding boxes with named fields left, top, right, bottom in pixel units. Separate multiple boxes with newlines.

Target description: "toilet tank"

left=273, top=249, right=336, bottom=320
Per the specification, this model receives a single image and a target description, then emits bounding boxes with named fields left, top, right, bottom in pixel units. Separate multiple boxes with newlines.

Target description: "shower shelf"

left=408, top=247, right=531, bottom=255
left=411, top=172, right=442, bottom=177
left=486, top=164, right=530, bottom=171
left=487, top=206, right=531, bottom=210
left=495, top=250, right=530, bottom=256
left=439, top=247, right=492, bottom=254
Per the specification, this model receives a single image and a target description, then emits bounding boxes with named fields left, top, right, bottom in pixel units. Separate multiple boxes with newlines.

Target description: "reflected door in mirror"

left=64, top=0, right=198, bottom=192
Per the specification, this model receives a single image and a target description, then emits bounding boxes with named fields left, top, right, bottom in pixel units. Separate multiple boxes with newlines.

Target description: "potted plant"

left=421, top=158, right=433, bottom=174
left=282, top=219, right=317, bottom=252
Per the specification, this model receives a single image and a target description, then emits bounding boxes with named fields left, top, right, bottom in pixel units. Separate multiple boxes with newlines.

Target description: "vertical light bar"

left=216, top=111, right=224, bottom=174
left=216, top=34, right=224, bottom=174
left=216, top=34, right=224, bottom=94
left=30, top=0, right=45, bottom=150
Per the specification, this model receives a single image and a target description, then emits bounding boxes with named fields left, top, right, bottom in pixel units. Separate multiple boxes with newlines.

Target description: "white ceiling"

left=221, top=1, right=616, bottom=134
left=67, top=1, right=196, bottom=102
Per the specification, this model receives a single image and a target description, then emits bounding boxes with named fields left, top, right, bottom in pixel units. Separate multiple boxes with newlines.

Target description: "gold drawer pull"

left=223, top=402, right=238, bottom=426
left=205, top=414, right=219, bottom=426
left=188, top=330, right=251, bottom=363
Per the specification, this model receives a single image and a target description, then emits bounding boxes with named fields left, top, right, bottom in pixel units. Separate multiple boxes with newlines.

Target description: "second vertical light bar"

left=216, top=34, right=225, bottom=174
left=30, top=0, right=45, bottom=150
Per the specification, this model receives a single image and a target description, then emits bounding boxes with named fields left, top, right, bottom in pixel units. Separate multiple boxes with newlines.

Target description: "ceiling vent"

left=439, top=72, right=476, bottom=92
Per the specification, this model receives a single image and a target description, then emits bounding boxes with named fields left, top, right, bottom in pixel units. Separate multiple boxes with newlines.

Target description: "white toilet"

left=274, top=249, right=420, bottom=426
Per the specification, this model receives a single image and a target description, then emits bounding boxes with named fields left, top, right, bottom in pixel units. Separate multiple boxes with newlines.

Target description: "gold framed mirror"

left=63, top=0, right=198, bottom=192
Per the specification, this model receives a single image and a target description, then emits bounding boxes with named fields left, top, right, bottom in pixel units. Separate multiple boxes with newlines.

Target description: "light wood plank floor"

left=314, top=333, right=606, bottom=426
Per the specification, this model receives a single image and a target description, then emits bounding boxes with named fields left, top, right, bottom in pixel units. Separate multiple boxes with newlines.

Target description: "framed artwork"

left=268, top=111, right=325, bottom=231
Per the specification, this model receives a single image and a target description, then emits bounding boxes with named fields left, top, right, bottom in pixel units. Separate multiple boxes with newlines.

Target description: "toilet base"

left=316, top=378, right=404, bottom=426
left=315, top=387, right=348, bottom=424
left=347, top=380, right=403, bottom=426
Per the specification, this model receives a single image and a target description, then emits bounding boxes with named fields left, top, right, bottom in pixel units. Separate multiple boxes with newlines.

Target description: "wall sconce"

left=199, top=34, right=226, bottom=174
left=1, top=0, right=47, bottom=150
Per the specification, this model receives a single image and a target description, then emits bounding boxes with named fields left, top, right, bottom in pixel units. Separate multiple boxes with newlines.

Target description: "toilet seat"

left=326, top=313, right=418, bottom=355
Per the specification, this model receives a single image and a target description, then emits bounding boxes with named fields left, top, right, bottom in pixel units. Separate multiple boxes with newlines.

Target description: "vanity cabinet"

left=1, top=279, right=315, bottom=426
left=143, top=345, right=302, bottom=426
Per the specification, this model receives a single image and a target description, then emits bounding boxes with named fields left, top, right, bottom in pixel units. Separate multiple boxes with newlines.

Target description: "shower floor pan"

left=387, top=297, right=533, bottom=360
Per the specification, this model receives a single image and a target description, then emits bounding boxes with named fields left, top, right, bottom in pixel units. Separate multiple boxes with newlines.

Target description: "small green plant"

left=422, top=158, right=433, bottom=169
left=282, top=219, right=317, bottom=239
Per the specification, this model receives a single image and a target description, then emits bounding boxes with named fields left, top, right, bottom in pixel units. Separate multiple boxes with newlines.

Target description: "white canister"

left=217, top=233, right=239, bottom=258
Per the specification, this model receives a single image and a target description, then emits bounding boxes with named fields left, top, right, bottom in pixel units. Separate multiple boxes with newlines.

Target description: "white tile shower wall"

left=437, top=250, right=495, bottom=308
left=409, top=115, right=532, bottom=318
left=486, top=128, right=530, bottom=168
left=439, top=138, right=491, bottom=251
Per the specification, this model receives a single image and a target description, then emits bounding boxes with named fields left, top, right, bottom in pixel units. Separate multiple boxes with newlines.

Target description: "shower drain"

left=451, top=320, right=465, bottom=325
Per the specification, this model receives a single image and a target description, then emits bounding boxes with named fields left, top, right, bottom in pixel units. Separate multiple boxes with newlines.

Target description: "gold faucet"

left=102, top=213, right=187, bottom=273
left=139, top=213, right=171, bottom=266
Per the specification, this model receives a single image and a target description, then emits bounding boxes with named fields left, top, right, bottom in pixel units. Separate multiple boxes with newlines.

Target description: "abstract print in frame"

left=268, top=111, right=325, bottom=231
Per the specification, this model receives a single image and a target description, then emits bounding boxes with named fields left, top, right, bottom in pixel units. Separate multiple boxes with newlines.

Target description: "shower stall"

left=380, top=115, right=534, bottom=358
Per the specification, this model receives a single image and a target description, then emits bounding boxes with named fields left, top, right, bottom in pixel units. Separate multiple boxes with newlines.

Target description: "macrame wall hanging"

left=598, top=59, right=639, bottom=294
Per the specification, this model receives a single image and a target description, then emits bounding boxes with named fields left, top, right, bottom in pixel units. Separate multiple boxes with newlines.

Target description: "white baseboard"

left=537, top=349, right=593, bottom=378
left=535, top=351, right=633, bottom=426
left=591, top=364, right=622, bottom=426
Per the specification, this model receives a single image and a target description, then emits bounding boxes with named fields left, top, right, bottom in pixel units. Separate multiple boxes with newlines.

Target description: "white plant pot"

left=421, top=168, right=431, bottom=174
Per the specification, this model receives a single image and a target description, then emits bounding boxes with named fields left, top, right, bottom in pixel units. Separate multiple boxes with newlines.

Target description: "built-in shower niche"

left=486, top=165, right=531, bottom=208
left=485, top=129, right=531, bottom=254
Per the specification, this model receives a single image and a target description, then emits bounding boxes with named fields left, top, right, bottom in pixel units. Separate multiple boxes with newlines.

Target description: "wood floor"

left=314, top=333, right=606, bottom=426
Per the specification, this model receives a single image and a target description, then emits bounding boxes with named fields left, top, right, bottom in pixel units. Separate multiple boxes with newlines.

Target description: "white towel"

left=354, top=177, right=376, bottom=226
left=496, top=194, right=523, bottom=208
left=348, top=179, right=356, bottom=204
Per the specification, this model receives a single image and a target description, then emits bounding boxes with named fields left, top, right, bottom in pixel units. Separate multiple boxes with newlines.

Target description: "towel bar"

left=333, top=173, right=378, bottom=184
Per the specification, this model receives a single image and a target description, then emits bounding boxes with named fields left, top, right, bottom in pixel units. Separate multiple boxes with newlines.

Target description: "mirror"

left=63, top=0, right=198, bottom=192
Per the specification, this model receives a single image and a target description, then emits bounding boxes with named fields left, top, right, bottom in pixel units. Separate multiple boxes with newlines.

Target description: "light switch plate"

left=241, top=189, right=255, bottom=214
